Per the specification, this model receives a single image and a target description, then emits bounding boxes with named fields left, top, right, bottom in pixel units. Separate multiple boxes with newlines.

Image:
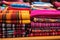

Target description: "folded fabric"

left=53, top=1, right=60, bottom=7
left=31, top=22, right=60, bottom=28
left=0, top=9, right=30, bottom=20
left=32, top=2, right=53, bottom=7
left=33, top=18, right=60, bottom=22
left=32, top=2, right=45, bottom=4
left=0, top=23, right=60, bottom=38
left=32, top=29, right=60, bottom=32
left=31, top=10, right=60, bottom=17
left=0, top=23, right=31, bottom=38
left=2, top=1, right=29, bottom=5
left=8, top=7, right=30, bottom=10
left=31, top=5, right=56, bottom=10
left=31, top=7, right=56, bottom=10
left=32, top=27, right=60, bottom=30
left=0, top=20, right=30, bottom=24
left=28, top=31, right=60, bottom=36
left=10, top=4, right=30, bottom=8
left=4, top=0, right=23, bottom=2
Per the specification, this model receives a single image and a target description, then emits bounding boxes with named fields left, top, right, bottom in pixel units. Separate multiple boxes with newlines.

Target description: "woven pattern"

left=0, top=8, right=30, bottom=24
left=0, top=23, right=31, bottom=38
left=30, top=10, right=60, bottom=37
left=0, top=4, right=60, bottom=38
left=0, top=7, right=31, bottom=38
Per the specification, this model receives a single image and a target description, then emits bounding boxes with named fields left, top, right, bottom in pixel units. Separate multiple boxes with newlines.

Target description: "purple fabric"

left=31, top=22, right=60, bottom=28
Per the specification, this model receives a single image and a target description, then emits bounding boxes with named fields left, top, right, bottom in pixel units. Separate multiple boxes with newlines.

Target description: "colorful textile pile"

left=29, top=10, right=60, bottom=37
left=0, top=5, right=31, bottom=38
left=0, top=2, right=60, bottom=38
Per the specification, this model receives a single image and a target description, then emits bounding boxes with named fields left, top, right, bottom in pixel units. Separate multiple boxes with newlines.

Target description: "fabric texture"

left=0, top=3, right=60, bottom=38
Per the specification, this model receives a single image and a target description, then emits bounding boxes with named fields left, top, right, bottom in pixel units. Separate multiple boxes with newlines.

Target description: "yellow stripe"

left=19, top=11, right=21, bottom=19
left=21, top=10, right=30, bottom=20
left=21, top=20, right=30, bottom=24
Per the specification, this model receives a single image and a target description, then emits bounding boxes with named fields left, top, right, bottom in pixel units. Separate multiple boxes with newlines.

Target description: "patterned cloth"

left=31, top=22, right=60, bottom=28
left=0, top=23, right=31, bottom=38
left=0, top=7, right=30, bottom=24
left=0, top=6, right=60, bottom=38
left=28, top=31, right=60, bottom=36
left=33, top=18, right=60, bottom=22
left=31, top=2, right=55, bottom=10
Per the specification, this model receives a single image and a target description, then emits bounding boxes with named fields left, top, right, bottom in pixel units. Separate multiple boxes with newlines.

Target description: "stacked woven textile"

left=0, top=2, right=60, bottom=38
left=29, top=10, right=60, bottom=36
left=0, top=4, right=31, bottom=38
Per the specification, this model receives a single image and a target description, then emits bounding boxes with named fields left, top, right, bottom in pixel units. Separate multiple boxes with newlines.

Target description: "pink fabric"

left=19, top=0, right=23, bottom=2
left=53, top=1, right=60, bottom=7
left=31, top=10, right=60, bottom=17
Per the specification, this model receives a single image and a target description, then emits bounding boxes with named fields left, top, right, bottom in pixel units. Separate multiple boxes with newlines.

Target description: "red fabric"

left=53, top=1, right=60, bottom=7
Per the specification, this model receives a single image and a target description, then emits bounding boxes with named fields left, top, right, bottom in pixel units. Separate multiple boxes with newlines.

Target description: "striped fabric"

left=28, top=31, right=60, bottom=36
left=33, top=18, right=60, bottom=22
left=0, top=7, right=31, bottom=38
left=30, top=10, right=60, bottom=37
left=0, top=7, right=30, bottom=24
left=1, top=23, right=60, bottom=38
left=0, top=6, right=60, bottom=38
left=31, top=22, right=60, bottom=27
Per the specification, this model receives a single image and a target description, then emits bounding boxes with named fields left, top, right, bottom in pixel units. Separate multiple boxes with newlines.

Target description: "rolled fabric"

left=31, top=10, right=60, bottom=17
left=31, top=22, right=60, bottom=28
left=33, top=18, right=60, bottom=23
left=28, top=31, right=60, bottom=36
